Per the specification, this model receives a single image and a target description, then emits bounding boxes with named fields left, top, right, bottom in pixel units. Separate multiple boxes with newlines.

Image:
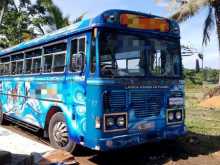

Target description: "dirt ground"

left=73, top=134, right=220, bottom=165
left=2, top=125, right=220, bottom=165
left=199, top=96, right=220, bottom=109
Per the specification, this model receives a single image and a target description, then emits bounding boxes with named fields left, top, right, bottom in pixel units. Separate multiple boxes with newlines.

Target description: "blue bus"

left=0, top=10, right=186, bottom=152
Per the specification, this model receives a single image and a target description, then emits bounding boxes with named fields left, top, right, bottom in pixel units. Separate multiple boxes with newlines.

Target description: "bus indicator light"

left=95, top=117, right=101, bottom=129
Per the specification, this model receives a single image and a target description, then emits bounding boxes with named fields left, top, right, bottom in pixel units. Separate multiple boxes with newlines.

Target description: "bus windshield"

left=99, top=31, right=181, bottom=77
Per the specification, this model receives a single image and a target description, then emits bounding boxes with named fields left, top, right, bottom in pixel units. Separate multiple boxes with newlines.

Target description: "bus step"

left=5, top=116, right=40, bottom=132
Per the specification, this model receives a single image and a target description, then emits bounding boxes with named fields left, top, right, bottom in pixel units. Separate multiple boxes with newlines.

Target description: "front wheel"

left=48, top=112, right=76, bottom=153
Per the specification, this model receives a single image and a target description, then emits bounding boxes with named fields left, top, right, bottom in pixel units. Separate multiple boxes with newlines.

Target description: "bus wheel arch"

left=45, top=106, right=62, bottom=134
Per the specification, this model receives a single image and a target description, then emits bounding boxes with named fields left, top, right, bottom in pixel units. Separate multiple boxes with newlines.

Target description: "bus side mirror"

left=72, top=52, right=85, bottom=73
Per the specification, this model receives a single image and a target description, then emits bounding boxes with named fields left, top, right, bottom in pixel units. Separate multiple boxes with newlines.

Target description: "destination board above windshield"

left=120, top=14, right=169, bottom=32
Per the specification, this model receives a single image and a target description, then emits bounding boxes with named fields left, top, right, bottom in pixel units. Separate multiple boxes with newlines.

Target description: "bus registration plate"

left=138, top=122, right=155, bottom=131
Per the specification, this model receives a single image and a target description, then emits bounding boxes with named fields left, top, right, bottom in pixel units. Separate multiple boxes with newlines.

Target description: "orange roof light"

left=120, top=14, right=169, bottom=32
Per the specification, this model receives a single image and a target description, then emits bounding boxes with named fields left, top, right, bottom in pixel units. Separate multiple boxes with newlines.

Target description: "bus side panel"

left=0, top=79, right=36, bottom=125
left=63, top=75, right=87, bottom=143
left=0, top=76, right=66, bottom=128
left=23, top=75, right=70, bottom=128
left=0, top=75, right=86, bottom=143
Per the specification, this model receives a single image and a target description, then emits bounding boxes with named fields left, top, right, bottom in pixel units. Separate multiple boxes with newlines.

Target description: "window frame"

left=0, top=39, right=67, bottom=76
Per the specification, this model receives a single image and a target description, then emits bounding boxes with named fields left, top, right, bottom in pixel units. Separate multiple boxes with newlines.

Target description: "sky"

left=31, top=0, right=220, bottom=69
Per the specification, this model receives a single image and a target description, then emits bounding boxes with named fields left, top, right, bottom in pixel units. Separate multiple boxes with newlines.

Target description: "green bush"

left=184, top=68, right=219, bottom=87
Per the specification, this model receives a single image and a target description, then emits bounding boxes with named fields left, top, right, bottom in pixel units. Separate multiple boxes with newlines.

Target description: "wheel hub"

left=53, top=121, right=69, bottom=147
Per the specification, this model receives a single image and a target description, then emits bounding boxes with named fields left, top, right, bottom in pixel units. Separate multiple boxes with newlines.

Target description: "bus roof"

left=0, top=9, right=179, bottom=56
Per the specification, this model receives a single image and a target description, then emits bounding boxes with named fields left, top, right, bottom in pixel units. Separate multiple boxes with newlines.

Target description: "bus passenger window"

left=17, top=61, right=23, bottom=74
left=11, top=61, right=16, bottom=75
left=43, top=55, right=52, bottom=73
left=44, top=55, right=53, bottom=73
left=0, top=64, right=4, bottom=75
left=26, top=59, right=32, bottom=74
left=43, top=42, right=67, bottom=73
left=44, top=43, right=67, bottom=54
left=25, top=49, right=42, bottom=74
left=32, top=58, right=41, bottom=73
left=53, top=53, right=65, bottom=72
left=4, top=63, right=10, bottom=75
left=1, top=57, right=10, bottom=75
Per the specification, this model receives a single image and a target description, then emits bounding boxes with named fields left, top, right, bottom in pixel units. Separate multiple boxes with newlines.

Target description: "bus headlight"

left=104, top=113, right=127, bottom=132
left=168, top=112, right=174, bottom=121
left=167, top=109, right=183, bottom=124
left=106, top=117, right=114, bottom=127
left=175, top=111, right=182, bottom=120
left=117, top=116, right=125, bottom=127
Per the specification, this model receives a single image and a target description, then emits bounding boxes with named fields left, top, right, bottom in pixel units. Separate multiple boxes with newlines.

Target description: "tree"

left=0, top=1, right=34, bottom=47
left=0, top=0, right=11, bottom=25
left=0, top=0, right=72, bottom=48
left=0, top=0, right=86, bottom=49
left=33, top=0, right=70, bottom=33
left=0, top=0, right=6, bottom=24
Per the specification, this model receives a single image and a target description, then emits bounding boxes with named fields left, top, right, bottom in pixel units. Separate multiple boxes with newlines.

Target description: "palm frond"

left=171, top=0, right=210, bottom=22
left=202, top=6, right=215, bottom=46
left=37, top=0, right=70, bottom=29
left=154, top=0, right=179, bottom=11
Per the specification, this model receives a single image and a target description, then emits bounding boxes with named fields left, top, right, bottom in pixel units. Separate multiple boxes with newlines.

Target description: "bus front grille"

left=107, top=90, right=163, bottom=118
left=109, top=90, right=127, bottom=111
left=130, top=90, right=163, bottom=118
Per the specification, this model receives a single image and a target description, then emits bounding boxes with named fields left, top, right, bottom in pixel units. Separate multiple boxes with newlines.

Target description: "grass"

left=185, top=85, right=220, bottom=136
left=179, top=85, right=220, bottom=155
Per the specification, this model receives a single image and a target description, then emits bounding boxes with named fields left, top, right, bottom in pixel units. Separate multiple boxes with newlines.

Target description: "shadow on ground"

left=75, top=131, right=220, bottom=165
left=0, top=151, right=32, bottom=165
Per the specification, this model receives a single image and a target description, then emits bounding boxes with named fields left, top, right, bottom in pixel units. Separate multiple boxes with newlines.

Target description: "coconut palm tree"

left=156, top=0, right=219, bottom=46
left=36, top=0, right=70, bottom=30
left=156, top=0, right=220, bottom=82
left=169, top=0, right=220, bottom=47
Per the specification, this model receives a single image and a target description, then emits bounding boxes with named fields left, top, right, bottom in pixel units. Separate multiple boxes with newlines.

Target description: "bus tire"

left=48, top=112, right=76, bottom=153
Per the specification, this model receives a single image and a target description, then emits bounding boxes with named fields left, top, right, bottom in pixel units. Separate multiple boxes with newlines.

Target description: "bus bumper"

left=95, top=125, right=187, bottom=151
